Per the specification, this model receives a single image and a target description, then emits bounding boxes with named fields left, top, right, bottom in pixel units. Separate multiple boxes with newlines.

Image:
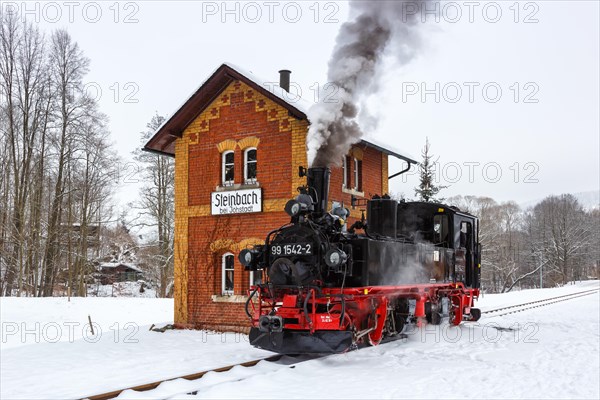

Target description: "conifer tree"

left=414, top=137, right=447, bottom=202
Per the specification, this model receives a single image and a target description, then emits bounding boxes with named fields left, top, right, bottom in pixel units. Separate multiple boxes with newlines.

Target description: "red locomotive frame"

left=248, top=282, right=480, bottom=350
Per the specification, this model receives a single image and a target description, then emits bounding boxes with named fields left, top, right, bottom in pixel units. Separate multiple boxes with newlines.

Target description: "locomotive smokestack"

left=279, top=69, right=291, bottom=92
left=307, top=167, right=331, bottom=217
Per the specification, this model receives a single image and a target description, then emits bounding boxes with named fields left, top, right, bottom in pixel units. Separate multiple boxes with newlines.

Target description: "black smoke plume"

left=308, top=0, right=429, bottom=167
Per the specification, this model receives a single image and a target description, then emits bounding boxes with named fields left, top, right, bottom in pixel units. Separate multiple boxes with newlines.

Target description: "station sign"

left=211, top=188, right=262, bottom=215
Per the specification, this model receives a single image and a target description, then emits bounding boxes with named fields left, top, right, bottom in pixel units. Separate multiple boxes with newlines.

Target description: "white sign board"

left=211, top=188, right=262, bottom=215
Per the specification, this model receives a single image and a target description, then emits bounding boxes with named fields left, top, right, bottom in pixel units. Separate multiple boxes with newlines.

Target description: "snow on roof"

left=361, top=137, right=418, bottom=164
left=99, top=262, right=143, bottom=273
left=152, top=62, right=310, bottom=137
left=223, top=62, right=312, bottom=115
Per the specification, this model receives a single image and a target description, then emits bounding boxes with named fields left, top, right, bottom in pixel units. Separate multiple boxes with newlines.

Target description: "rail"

left=83, top=286, right=599, bottom=399
left=481, top=287, right=599, bottom=318
left=82, top=355, right=287, bottom=400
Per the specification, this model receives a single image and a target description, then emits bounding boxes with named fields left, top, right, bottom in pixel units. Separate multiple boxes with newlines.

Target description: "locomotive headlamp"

left=325, top=248, right=347, bottom=268
left=238, top=249, right=252, bottom=267
left=284, top=200, right=301, bottom=217
left=238, top=248, right=261, bottom=271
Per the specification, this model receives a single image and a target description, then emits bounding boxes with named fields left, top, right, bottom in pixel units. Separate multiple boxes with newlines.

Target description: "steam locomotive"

left=240, top=167, right=481, bottom=354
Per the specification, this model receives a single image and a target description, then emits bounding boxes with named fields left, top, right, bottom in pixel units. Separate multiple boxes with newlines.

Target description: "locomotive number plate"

left=271, top=243, right=313, bottom=256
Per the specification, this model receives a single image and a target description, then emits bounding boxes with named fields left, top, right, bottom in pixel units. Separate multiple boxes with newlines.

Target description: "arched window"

left=222, top=253, right=234, bottom=295
left=244, top=148, right=257, bottom=184
left=222, top=151, right=234, bottom=186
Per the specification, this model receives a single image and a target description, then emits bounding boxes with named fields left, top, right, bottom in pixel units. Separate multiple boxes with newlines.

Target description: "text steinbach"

left=213, top=191, right=260, bottom=208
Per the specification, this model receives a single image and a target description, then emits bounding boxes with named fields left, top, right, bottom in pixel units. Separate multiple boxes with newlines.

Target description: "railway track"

left=83, top=287, right=599, bottom=400
left=480, top=287, right=600, bottom=318
left=82, top=354, right=318, bottom=400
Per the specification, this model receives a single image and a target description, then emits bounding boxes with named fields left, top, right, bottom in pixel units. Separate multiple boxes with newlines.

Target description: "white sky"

left=10, top=0, right=599, bottom=209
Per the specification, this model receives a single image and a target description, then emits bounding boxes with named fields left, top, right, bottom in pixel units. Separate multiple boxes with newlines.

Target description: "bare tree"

left=131, top=114, right=174, bottom=297
left=526, top=194, right=592, bottom=286
left=40, top=29, right=94, bottom=296
left=448, top=195, right=532, bottom=292
left=69, top=121, right=118, bottom=295
left=0, top=14, right=51, bottom=295
left=0, top=15, right=122, bottom=297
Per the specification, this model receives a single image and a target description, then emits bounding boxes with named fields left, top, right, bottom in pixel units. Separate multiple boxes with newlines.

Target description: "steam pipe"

left=245, top=287, right=259, bottom=319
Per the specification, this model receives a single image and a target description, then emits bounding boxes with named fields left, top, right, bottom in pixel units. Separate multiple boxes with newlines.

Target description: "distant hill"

left=521, top=190, right=600, bottom=211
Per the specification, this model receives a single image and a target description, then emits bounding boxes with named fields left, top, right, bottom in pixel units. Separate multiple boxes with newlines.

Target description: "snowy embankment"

left=87, top=281, right=158, bottom=298
left=0, top=297, right=270, bottom=399
left=1, top=281, right=599, bottom=400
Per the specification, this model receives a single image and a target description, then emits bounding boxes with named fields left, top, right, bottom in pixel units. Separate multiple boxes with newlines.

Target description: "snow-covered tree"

left=414, top=138, right=446, bottom=203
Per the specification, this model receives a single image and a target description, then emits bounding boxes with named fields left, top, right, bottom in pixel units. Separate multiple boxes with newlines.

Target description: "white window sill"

left=211, top=294, right=248, bottom=303
left=215, top=182, right=261, bottom=191
left=342, top=187, right=365, bottom=198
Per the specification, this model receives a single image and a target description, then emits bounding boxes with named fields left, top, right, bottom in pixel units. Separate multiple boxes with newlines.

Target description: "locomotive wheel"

left=394, top=298, right=409, bottom=333
left=429, top=311, right=442, bottom=325
left=425, top=302, right=442, bottom=325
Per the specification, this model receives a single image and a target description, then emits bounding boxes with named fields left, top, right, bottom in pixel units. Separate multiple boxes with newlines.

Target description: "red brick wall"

left=177, top=79, right=387, bottom=332
left=187, top=91, right=292, bottom=206
left=329, top=146, right=385, bottom=206
left=187, top=212, right=289, bottom=330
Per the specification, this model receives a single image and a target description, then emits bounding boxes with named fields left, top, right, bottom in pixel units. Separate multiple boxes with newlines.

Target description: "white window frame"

left=222, top=150, right=235, bottom=186
left=249, top=269, right=263, bottom=287
left=222, top=252, right=234, bottom=295
left=342, top=156, right=348, bottom=189
left=243, top=147, right=257, bottom=184
left=353, top=157, right=359, bottom=190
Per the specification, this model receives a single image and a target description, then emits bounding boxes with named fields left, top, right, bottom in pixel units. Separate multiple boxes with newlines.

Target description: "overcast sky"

left=13, top=0, right=599, bottom=210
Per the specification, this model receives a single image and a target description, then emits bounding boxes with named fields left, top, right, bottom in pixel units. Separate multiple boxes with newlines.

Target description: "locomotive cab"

left=396, top=202, right=481, bottom=289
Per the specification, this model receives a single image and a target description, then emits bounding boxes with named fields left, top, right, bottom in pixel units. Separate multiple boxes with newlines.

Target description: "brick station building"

left=144, top=63, right=415, bottom=332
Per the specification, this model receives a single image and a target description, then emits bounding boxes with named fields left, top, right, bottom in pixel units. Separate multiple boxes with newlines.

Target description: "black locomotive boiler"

left=240, top=167, right=481, bottom=354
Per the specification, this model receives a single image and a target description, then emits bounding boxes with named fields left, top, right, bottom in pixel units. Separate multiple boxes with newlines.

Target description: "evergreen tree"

left=414, top=137, right=447, bottom=202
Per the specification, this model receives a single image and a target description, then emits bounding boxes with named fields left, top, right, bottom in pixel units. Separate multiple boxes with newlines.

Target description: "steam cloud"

left=307, top=0, right=429, bottom=167
left=384, top=243, right=441, bottom=285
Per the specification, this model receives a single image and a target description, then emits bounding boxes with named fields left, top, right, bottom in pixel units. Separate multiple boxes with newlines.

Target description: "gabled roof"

left=144, top=63, right=308, bottom=156
left=99, top=262, right=143, bottom=273
left=143, top=63, right=417, bottom=165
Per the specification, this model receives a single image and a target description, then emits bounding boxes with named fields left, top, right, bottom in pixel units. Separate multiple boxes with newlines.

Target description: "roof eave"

left=360, top=139, right=418, bottom=164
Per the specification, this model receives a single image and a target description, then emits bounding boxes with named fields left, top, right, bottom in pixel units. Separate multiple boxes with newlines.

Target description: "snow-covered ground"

left=1, top=281, right=598, bottom=400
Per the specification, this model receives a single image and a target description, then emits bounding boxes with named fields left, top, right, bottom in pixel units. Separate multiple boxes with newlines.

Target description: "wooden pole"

left=88, top=315, right=94, bottom=335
